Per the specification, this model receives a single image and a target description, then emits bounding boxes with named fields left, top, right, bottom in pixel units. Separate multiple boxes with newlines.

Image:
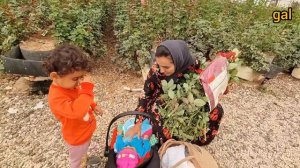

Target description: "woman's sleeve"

left=135, top=65, right=159, bottom=113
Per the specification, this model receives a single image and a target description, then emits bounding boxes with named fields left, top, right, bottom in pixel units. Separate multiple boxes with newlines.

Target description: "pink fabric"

left=67, top=139, right=91, bottom=168
left=116, top=148, right=139, bottom=168
left=200, top=56, right=229, bottom=111
left=142, top=129, right=152, bottom=139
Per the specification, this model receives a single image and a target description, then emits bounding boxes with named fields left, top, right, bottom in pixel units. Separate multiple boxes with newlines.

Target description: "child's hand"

left=94, top=106, right=104, bottom=116
left=125, top=123, right=141, bottom=140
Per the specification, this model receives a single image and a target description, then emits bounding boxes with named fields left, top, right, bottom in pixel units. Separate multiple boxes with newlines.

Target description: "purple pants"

left=67, top=139, right=91, bottom=168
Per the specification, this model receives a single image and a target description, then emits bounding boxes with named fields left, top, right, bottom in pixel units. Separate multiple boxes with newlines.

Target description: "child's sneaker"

left=86, top=155, right=101, bottom=168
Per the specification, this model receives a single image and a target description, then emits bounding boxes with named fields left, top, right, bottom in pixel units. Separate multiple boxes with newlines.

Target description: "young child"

left=44, top=44, right=103, bottom=168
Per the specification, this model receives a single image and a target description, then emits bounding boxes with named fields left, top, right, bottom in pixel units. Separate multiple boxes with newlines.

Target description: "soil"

left=19, top=35, right=56, bottom=51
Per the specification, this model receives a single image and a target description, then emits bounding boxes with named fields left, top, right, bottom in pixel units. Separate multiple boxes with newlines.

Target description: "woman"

left=126, top=40, right=224, bottom=146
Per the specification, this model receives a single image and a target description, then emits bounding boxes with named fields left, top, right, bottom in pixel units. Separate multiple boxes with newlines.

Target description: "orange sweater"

left=48, top=82, right=96, bottom=145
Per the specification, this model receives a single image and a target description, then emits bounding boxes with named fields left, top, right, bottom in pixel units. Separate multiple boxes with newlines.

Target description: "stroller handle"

left=104, top=111, right=157, bottom=157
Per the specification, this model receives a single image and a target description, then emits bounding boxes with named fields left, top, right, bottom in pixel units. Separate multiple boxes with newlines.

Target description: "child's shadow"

left=30, top=80, right=52, bottom=95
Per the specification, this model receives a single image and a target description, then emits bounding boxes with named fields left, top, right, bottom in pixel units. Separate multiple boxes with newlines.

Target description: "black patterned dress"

left=136, top=61, right=224, bottom=146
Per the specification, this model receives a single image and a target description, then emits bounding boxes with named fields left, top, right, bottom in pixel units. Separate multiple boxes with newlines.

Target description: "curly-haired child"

left=44, top=44, right=103, bottom=168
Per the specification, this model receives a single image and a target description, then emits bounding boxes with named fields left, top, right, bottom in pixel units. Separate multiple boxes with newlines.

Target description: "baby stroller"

left=104, top=111, right=161, bottom=168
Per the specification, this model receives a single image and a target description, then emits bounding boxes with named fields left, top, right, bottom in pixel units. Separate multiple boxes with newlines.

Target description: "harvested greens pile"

left=159, top=73, right=209, bottom=141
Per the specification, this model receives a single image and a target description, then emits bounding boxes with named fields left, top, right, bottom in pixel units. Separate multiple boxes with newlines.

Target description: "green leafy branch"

left=158, top=73, right=209, bottom=141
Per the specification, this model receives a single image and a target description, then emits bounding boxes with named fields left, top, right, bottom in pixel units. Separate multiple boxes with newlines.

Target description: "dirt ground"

left=0, top=59, right=299, bottom=168
left=19, top=35, right=56, bottom=51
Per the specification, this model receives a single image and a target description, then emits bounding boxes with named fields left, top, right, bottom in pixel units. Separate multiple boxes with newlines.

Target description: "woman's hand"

left=124, top=122, right=142, bottom=140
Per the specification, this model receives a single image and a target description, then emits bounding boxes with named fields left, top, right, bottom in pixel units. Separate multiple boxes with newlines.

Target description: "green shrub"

left=0, top=0, right=52, bottom=53
left=0, top=0, right=108, bottom=57
left=49, top=0, right=108, bottom=56
left=114, top=0, right=300, bottom=71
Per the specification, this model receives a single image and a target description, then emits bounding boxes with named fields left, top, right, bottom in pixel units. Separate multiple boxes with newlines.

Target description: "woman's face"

left=156, top=56, right=175, bottom=76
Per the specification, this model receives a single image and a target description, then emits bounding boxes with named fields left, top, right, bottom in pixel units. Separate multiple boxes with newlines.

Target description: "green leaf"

left=168, top=90, right=175, bottom=99
left=230, top=69, right=238, bottom=76
left=172, top=128, right=178, bottom=135
left=183, top=83, right=189, bottom=91
left=228, top=63, right=238, bottom=70
left=177, top=90, right=181, bottom=98
left=187, top=105, right=193, bottom=112
left=188, top=93, right=194, bottom=103
left=168, top=79, right=174, bottom=87
left=177, top=84, right=182, bottom=90
left=178, top=118, right=184, bottom=124
left=170, top=84, right=176, bottom=90
left=193, top=73, right=199, bottom=79
left=203, top=115, right=209, bottom=123
left=162, top=80, right=168, bottom=92
left=177, top=110, right=184, bottom=116
left=181, top=132, right=194, bottom=141
left=192, top=89, right=200, bottom=95
left=202, top=96, right=209, bottom=102
left=194, top=99, right=206, bottom=107
left=182, top=98, right=189, bottom=104
left=179, top=130, right=183, bottom=136
left=162, top=80, right=168, bottom=87
left=190, top=80, right=196, bottom=86
left=233, top=76, right=240, bottom=82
